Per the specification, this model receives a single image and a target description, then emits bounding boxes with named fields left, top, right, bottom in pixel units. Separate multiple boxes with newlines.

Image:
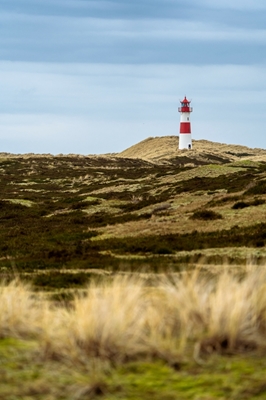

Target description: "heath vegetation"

left=1, top=145, right=266, bottom=289
left=2, top=139, right=266, bottom=397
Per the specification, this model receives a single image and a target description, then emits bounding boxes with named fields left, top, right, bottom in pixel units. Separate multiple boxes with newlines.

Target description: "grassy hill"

left=118, top=136, right=266, bottom=164
left=1, top=138, right=266, bottom=292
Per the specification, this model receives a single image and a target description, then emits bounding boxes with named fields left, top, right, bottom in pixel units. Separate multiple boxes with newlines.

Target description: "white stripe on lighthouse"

left=180, top=113, right=190, bottom=122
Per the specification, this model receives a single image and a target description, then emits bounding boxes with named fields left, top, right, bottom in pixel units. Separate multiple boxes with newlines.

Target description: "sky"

left=1, top=0, right=266, bottom=155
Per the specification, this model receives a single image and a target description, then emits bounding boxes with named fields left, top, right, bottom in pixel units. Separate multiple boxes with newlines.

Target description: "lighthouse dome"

left=181, top=96, right=190, bottom=104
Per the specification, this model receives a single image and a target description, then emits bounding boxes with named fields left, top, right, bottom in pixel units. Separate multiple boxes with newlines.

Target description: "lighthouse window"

left=187, top=117, right=189, bottom=121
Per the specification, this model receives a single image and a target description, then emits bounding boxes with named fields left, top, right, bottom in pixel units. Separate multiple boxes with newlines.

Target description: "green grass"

left=0, top=337, right=107, bottom=400
left=108, top=357, right=266, bottom=400
left=1, top=338, right=266, bottom=399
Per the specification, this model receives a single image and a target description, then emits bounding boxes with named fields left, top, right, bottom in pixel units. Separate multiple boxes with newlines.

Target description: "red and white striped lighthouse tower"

left=178, top=96, right=193, bottom=150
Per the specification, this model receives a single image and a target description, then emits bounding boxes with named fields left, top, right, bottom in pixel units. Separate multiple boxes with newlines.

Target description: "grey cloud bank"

left=0, top=0, right=265, bottom=154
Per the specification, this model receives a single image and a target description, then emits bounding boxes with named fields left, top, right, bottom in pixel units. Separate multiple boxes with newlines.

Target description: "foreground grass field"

left=1, top=268, right=266, bottom=399
left=2, top=141, right=266, bottom=398
left=2, top=341, right=266, bottom=399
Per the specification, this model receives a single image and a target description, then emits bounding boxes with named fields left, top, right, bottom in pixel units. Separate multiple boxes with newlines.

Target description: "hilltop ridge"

left=1, top=137, right=266, bottom=165
left=117, top=136, right=266, bottom=165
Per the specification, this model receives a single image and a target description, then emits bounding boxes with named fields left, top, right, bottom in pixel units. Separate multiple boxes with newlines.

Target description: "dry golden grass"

left=2, top=137, right=266, bottom=164
left=41, top=276, right=147, bottom=363
left=0, top=280, right=49, bottom=339
left=95, top=198, right=266, bottom=239
left=158, top=268, right=264, bottom=357
left=117, top=136, right=266, bottom=163
left=2, top=268, right=266, bottom=366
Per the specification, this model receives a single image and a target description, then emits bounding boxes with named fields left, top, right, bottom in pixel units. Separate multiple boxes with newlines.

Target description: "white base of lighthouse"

left=179, top=134, right=192, bottom=150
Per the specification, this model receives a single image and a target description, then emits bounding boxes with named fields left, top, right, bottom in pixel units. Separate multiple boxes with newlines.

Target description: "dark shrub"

left=33, top=271, right=90, bottom=289
left=232, top=199, right=265, bottom=209
left=245, top=181, right=266, bottom=195
left=250, top=198, right=265, bottom=206
left=232, top=201, right=249, bottom=210
left=155, top=247, right=173, bottom=255
left=190, top=210, right=223, bottom=221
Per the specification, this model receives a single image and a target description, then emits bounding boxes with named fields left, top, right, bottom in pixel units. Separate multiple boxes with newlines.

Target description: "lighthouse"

left=178, top=96, right=193, bottom=150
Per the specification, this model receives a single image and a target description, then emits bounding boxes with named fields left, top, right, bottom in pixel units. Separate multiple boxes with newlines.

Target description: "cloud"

left=197, top=0, right=266, bottom=10
left=0, top=0, right=189, bottom=19
left=0, top=61, right=266, bottom=153
left=1, top=2, right=265, bottom=154
left=1, top=11, right=265, bottom=64
left=2, top=62, right=265, bottom=115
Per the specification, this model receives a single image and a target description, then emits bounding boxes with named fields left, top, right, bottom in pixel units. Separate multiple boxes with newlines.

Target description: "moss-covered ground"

left=1, top=338, right=266, bottom=399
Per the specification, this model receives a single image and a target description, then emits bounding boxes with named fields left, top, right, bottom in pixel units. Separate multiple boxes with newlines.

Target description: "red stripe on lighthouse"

left=180, top=122, right=191, bottom=134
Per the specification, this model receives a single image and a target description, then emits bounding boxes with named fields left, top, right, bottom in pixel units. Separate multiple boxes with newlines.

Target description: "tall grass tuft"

left=41, top=276, right=148, bottom=364
left=2, top=268, right=266, bottom=364
left=158, top=268, right=266, bottom=357
left=0, top=279, right=48, bottom=339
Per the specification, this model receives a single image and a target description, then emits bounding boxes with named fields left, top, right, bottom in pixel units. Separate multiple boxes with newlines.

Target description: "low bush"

left=232, top=201, right=249, bottom=210
left=232, top=198, right=265, bottom=210
left=207, top=195, right=242, bottom=207
left=245, top=181, right=266, bottom=195
left=250, top=198, right=265, bottom=206
left=33, top=271, right=92, bottom=289
left=85, top=211, right=152, bottom=228
left=190, top=209, right=223, bottom=220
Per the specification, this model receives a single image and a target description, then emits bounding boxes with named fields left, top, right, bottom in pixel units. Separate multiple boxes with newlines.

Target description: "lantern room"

left=178, top=96, right=193, bottom=113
